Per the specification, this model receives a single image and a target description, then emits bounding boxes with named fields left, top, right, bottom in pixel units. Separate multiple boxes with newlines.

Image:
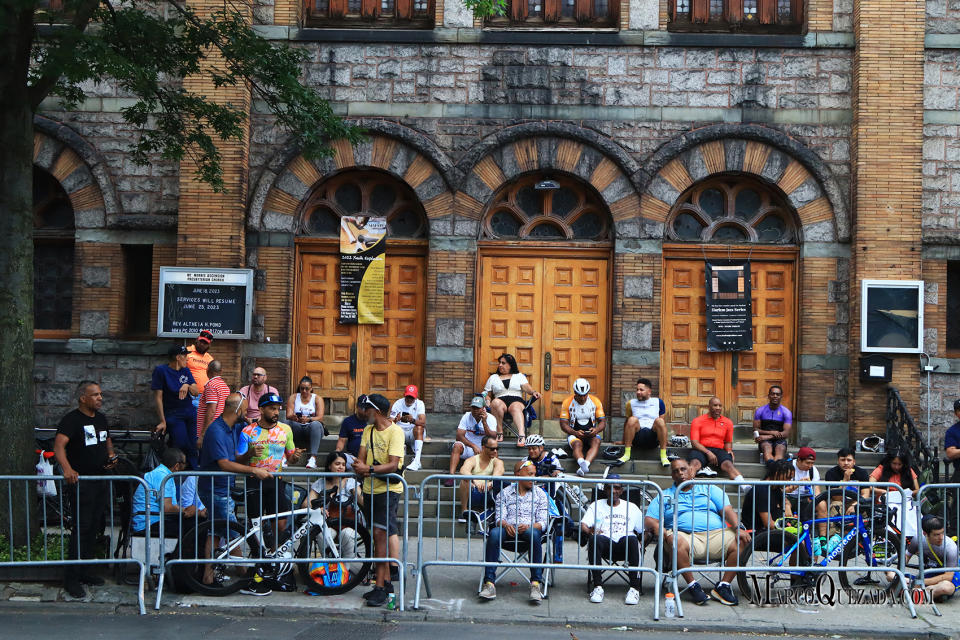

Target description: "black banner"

left=705, top=260, right=753, bottom=352
left=339, top=216, right=386, bottom=324
left=158, top=268, right=252, bottom=338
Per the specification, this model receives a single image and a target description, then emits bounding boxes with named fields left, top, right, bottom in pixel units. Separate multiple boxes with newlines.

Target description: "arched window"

left=298, top=170, right=428, bottom=239
left=666, top=175, right=797, bottom=244
left=482, top=173, right=611, bottom=241
left=33, top=167, right=75, bottom=332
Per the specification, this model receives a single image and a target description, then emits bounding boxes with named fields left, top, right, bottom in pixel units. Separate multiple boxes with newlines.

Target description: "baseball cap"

left=797, top=446, right=816, bottom=461
left=363, top=393, right=391, bottom=415
left=167, top=344, right=188, bottom=359
left=954, top=398, right=960, bottom=412
left=258, top=392, right=283, bottom=408
left=470, top=396, right=486, bottom=409
left=404, top=385, right=418, bottom=399
left=197, top=329, right=214, bottom=344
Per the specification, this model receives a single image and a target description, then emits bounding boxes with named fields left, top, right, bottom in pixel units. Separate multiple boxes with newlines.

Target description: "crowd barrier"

left=669, top=479, right=915, bottom=618
left=0, top=474, right=150, bottom=614
left=914, top=482, right=960, bottom=617
left=154, top=470, right=409, bottom=610
left=412, top=473, right=665, bottom=619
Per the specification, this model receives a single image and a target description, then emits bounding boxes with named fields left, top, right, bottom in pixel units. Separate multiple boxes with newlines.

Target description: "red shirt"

left=197, top=376, right=231, bottom=438
left=690, top=413, right=734, bottom=450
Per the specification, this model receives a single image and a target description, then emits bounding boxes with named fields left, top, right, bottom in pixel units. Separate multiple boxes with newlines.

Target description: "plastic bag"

left=35, top=453, right=57, bottom=498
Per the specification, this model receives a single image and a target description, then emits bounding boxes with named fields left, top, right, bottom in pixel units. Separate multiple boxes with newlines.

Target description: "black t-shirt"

left=741, top=485, right=785, bottom=531
left=823, top=464, right=870, bottom=499
left=57, top=409, right=110, bottom=474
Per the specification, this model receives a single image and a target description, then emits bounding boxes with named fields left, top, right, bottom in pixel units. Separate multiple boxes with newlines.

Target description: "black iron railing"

left=886, top=387, right=939, bottom=484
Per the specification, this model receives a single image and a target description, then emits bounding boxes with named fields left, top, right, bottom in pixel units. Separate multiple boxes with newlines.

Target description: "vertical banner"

left=705, top=259, right=753, bottom=351
left=339, top=216, right=387, bottom=324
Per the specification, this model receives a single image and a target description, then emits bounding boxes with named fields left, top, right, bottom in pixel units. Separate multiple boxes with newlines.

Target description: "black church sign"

left=158, top=267, right=253, bottom=339
left=704, top=260, right=753, bottom=352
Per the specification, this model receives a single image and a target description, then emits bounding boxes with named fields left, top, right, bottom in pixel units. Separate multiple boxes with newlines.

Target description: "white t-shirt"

left=582, top=499, right=643, bottom=542
left=626, top=397, right=666, bottom=429
left=390, top=397, right=426, bottom=430
left=310, top=477, right=358, bottom=506
left=788, top=460, right=821, bottom=498
left=483, top=373, right=528, bottom=400
left=457, top=411, right=498, bottom=449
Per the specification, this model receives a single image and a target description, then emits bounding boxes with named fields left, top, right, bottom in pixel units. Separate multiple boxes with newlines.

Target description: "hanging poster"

left=339, top=216, right=387, bottom=324
left=705, top=260, right=753, bottom=352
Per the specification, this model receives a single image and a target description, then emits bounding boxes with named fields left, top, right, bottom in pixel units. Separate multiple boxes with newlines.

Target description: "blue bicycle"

left=737, top=496, right=901, bottom=600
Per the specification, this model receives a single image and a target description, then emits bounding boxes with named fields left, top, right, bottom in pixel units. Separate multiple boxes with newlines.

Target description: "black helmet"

left=258, top=392, right=283, bottom=408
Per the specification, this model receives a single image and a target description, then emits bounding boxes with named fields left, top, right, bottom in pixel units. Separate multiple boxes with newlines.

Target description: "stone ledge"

left=33, top=339, right=169, bottom=356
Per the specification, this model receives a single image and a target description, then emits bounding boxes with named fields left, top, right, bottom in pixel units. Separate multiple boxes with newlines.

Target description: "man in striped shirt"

left=197, top=360, right=230, bottom=445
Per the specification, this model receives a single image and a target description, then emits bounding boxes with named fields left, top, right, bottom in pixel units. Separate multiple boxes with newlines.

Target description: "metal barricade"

left=0, top=474, right=150, bottom=614
left=914, top=482, right=960, bottom=616
left=669, top=478, right=914, bottom=618
left=155, top=470, right=409, bottom=610
left=413, top=473, right=665, bottom=619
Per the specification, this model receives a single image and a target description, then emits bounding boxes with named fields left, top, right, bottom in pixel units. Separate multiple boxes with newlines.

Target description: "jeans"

left=165, top=407, right=199, bottom=469
left=587, top=534, right=642, bottom=589
left=483, top=526, right=543, bottom=583
left=289, top=420, right=325, bottom=454
left=65, top=480, right=108, bottom=584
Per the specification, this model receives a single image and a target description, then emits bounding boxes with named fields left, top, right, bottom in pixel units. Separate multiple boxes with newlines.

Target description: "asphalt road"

left=1, top=609, right=848, bottom=640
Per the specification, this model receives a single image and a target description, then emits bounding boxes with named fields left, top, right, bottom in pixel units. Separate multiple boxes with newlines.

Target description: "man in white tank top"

left=617, top=378, right=669, bottom=467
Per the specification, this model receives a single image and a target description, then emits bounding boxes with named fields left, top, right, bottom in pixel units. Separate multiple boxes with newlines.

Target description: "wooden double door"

left=660, top=252, right=797, bottom=430
left=295, top=249, right=426, bottom=415
left=475, top=253, right=610, bottom=420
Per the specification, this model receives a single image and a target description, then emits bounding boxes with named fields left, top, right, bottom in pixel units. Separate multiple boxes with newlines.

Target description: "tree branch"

left=28, top=0, right=103, bottom=109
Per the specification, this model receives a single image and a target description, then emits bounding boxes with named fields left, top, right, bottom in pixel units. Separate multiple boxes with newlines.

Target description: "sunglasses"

left=484, top=445, right=499, bottom=451
left=359, top=395, right=378, bottom=410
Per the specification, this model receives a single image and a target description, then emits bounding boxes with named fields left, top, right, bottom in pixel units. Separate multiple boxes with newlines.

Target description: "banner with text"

left=705, top=260, right=753, bottom=352
left=339, top=216, right=386, bottom=324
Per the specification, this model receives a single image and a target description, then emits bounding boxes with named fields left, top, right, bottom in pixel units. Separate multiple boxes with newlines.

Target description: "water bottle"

left=812, top=536, right=822, bottom=557
left=387, top=592, right=397, bottom=610
left=827, top=534, right=842, bottom=554
left=664, top=592, right=677, bottom=618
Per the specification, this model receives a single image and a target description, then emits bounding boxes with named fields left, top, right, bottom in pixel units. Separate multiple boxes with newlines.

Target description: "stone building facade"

left=28, top=0, right=960, bottom=448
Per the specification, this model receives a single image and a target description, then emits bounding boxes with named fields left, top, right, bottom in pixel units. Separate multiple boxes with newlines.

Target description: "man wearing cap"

left=787, top=446, right=829, bottom=546
left=753, top=385, right=793, bottom=464
left=197, top=360, right=230, bottom=445
left=186, top=330, right=215, bottom=408
left=353, top=393, right=405, bottom=607
left=239, top=367, right=278, bottom=423
left=336, top=396, right=369, bottom=470
left=559, top=378, right=606, bottom=477
left=446, top=396, right=498, bottom=485
left=944, top=399, right=960, bottom=482
left=152, top=344, right=200, bottom=468
left=582, top=473, right=644, bottom=605
left=390, top=385, right=427, bottom=471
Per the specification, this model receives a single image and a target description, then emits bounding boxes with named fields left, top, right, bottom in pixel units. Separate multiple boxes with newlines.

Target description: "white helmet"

left=572, top=378, right=590, bottom=395
left=524, top=434, right=545, bottom=447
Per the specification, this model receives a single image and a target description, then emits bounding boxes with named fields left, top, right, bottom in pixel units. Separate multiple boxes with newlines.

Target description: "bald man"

left=688, top=397, right=747, bottom=489
left=239, top=367, right=278, bottom=422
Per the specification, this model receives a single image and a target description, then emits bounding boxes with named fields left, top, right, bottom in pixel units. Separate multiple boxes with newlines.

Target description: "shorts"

left=209, top=494, right=238, bottom=525
left=787, top=495, right=816, bottom=521
left=677, top=528, right=737, bottom=563
left=469, top=486, right=493, bottom=511
left=364, top=490, right=400, bottom=536
left=632, top=428, right=660, bottom=450
left=758, top=438, right=787, bottom=452
left=450, top=440, right=478, bottom=459
left=400, top=423, right=422, bottom=446
left=927, top=570, right=960, bottom=596
left=498, top=395, right=524, bottom=408
left=688, top=447, right=733, bottom=469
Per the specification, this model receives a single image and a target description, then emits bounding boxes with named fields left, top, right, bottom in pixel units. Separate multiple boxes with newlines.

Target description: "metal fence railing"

left=668, top=479, right=915, bottom=618
left=914, top=482, right=960, bottom=617
left=413, top=473, right=665, bottom=619
left=155, top=470, right=409, bottom=610
left=0, top=474, right=150, bottom=614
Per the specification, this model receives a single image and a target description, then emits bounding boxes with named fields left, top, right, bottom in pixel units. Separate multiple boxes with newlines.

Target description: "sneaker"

left=740, top=484, right=753, bottom=493
left=791, top=574, right=815, bottom=589
left=240, top=574, right=273, bottom=596
left=625, top=587, right=640, bottom=605
left=64, top=581, right=85, bottom=599
left=529, top=581, right=543, bottom=604
left=551, top=448, right=569, bottom=459
left=79, top=573, right=105, bottom=586
left=363, top=581, right=394, bottom=599
left=696, top=467, right=718, bottom=477
left=578, top=460, right=590, bottom=475
left=458, top=511, right=469, bottom=523
left=365, top=586, right=388, bottom=607
left=576, top=467, right=586, bottom=477
left=407, top=459, right=422, bottom=472
left=659, top=450, right=670, bottom=467
left=442, top=478, right=455, bottom=487
left=589, top=585, right=605, bottom=603
left=479, top=581, right=496, bottom=600
left=687, top=582, right=710, bottom=605
left=710, top=583, right=738, bottom=606
left=305, top=456, right=317, bottom=469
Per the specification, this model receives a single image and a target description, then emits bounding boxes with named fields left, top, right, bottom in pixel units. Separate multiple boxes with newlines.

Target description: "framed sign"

left=705, top=260, right=753, bottom=352
left=860, top=280, right=924, bottom=354
left=157, top=267, right=253, bottom=339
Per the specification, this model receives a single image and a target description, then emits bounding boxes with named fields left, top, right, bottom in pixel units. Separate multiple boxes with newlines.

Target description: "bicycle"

left=737, top=496, right=902, bottom=600
left=173, top=499, right=372, bottom=596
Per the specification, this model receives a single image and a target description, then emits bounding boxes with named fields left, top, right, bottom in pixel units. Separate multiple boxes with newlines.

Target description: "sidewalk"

left=3, top=559, right=959, bottom=639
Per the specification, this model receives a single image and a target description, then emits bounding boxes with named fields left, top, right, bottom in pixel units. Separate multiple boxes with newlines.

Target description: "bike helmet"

left=603, top=445, right=625, bottom=460
left=258, top=392, right=284, bottom=408
left=524, top=434, right=545, bottom=447
left=572, top=378, right=590, bottom=395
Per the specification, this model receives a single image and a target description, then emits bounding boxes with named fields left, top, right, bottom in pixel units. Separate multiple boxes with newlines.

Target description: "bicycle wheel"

left=838, top=530, right=901, bottom=591
left=737, top=529, right=809, bottom=602
left=174, top=519, right=258, bottom=596
left=296, top=520, right=372, bottom=595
